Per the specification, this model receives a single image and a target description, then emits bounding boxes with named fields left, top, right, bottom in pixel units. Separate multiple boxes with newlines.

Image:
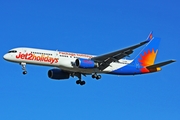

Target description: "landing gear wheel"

left=75, top=73, right=86, bottom=86
left=92, top=74, right=97, bottom=79
left=76, top=80, right=81, bottom=84
left=80, top=81, right=86, bottom=86
left=96, top=75, right=101, bottom=80
left=23, top=71, right=27, bottom=75
left=92, top=73, right=101, bottom=80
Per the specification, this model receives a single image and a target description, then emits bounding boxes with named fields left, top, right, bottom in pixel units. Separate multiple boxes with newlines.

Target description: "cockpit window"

left=8, top=50, right=17, bottom=53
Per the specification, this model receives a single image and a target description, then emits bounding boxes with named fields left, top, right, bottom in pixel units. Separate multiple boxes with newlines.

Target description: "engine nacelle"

left=48, top=69, right=70, bottom=80
left=75, top=58, right=98, bottom=68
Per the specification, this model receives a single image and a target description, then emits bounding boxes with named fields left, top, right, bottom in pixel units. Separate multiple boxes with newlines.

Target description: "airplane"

left=3, top=32, right=175, bottom=85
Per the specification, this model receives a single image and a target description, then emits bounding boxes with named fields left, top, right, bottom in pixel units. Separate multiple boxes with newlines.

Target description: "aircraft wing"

left=92, top=32, right=153, bottom=70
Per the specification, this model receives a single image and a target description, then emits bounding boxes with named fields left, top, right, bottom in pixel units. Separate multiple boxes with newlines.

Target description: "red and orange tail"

left=134, top=33, right=161, bottom=73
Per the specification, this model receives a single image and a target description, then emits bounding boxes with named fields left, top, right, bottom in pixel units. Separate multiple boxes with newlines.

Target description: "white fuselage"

left=3, top=47, right=133, bottom=74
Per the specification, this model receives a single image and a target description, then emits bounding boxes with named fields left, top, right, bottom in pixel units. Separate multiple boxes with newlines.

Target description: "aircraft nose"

left=3, top=54, right=8, bottom=60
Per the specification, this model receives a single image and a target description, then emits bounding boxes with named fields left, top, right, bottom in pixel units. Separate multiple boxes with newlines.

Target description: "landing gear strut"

left=92, top=73, right=101, bottom=80
left=20, top=62, right=27, bottom=75
left=75, top=73, right=86, bottom=86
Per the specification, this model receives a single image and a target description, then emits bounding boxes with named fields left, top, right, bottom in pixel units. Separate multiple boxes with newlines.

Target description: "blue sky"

left=0, top=0, right=179, bottom=120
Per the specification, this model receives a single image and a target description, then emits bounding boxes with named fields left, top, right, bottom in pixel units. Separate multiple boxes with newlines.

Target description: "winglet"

left=146, top=31, right=153, bottom=42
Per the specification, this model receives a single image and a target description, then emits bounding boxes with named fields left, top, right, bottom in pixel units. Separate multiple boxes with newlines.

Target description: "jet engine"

left=48, top=69, right=70, bottom=80
left=75, top=58, right=98, bottom=68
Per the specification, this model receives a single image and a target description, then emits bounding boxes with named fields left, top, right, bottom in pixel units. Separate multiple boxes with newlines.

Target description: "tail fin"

left=134, top=32, right=161, bottom=67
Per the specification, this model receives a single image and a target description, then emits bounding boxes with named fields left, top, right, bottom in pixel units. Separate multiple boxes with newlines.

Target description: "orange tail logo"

left=138, top=49, right=158, bottom=67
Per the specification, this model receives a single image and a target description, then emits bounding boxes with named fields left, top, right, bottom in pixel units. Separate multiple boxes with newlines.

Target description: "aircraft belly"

left=57, top=66, right=101, bottom=74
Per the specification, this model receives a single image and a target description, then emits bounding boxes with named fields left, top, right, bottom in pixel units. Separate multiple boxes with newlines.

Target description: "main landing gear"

left=75, top=73, right=86, bottom=86
left=76, top=80, right=86, bottom=86
left=74, top=73, right=101, bottom=86
left=20, top=62, right=27, bottom=75
left=92, top=73, right=101, bottom=80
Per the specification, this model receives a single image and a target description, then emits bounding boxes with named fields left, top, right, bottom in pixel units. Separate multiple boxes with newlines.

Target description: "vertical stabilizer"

left=134, top=33, right=161, bottom=72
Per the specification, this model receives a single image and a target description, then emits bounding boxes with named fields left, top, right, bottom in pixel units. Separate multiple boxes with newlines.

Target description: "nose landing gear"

left=20, top=62, right=27, bottom=75
left=23, top=71, right=27, bottom=75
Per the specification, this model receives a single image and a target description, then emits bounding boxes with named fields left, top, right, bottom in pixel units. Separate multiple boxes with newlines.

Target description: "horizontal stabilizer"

left=146, top=60, right=176, bottom=69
